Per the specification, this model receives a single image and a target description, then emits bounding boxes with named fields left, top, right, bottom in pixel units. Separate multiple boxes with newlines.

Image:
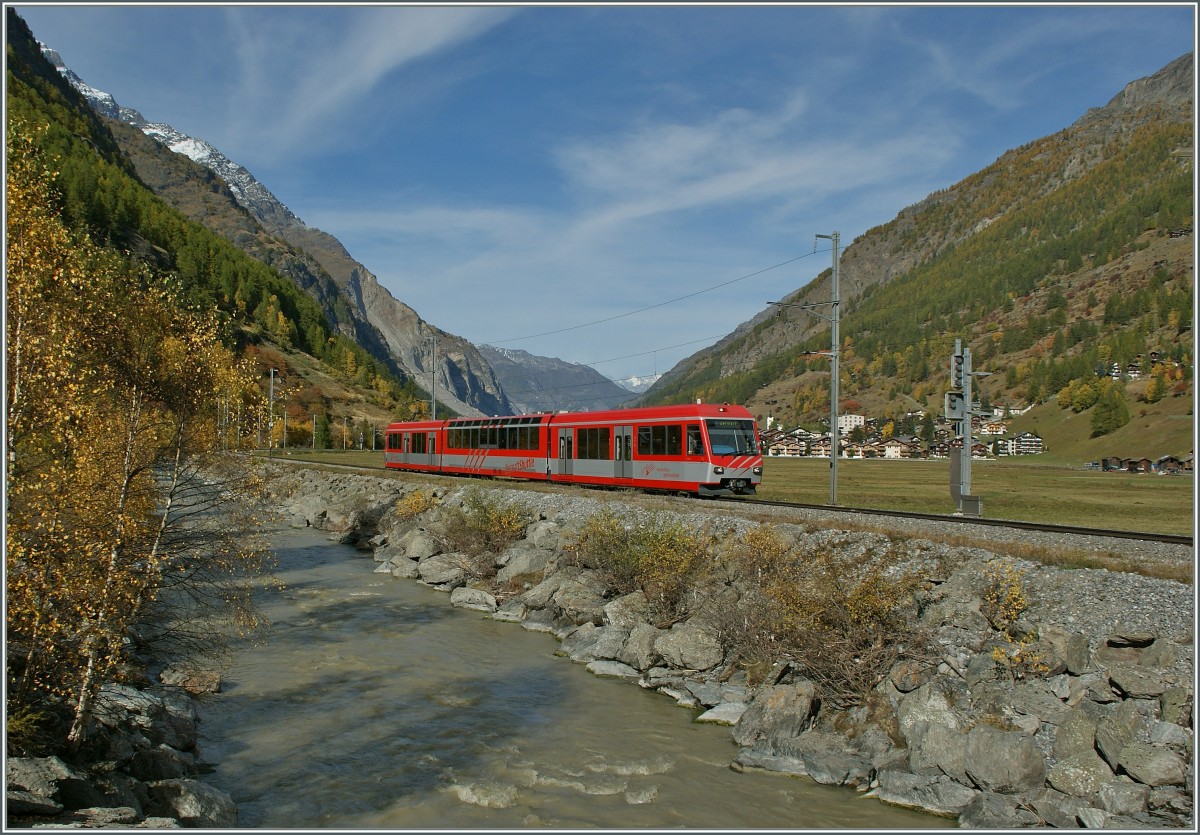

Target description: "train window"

left=576, top=427, right=611, bottom=460
left=637, top=424, right=683, bottom=456
left=687, top=424, right=703, bottom=455
left=412, top=432, right=427, bottom=454
left=705, top=419, right=758, bottom=455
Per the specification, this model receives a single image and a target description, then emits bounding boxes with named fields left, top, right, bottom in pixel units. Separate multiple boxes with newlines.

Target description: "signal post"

left=945, top=339, right=982, bottom=517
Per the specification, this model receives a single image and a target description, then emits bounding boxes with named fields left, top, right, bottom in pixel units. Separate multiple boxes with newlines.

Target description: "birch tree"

left=6, top=119, right=272, bottom=754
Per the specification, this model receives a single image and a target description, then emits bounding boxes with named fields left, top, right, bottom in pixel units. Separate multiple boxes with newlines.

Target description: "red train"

left=384, top=403, right=763, bottom=497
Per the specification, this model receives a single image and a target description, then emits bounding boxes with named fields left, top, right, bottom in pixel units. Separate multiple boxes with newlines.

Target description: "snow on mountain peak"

left=41, top=42, right=305, bottom=230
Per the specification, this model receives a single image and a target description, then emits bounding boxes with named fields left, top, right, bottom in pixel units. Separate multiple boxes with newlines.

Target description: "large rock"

left=6, top=757, right=106, bottom=811
left=617, top=623, right=663, bottom=671
left=145, top=779, right=237, bottom=828
left=1118, top=742, right=1188, bottom=787
left=733, top=682, right=818, bottom=750
left=93, top=684, right=198, bottom=752
left=872, top=770, right=978, bottom=817
left=551, top=573, right=609, bottom=625
left=495, top=542, right=551, bottom=585
left=653, top=621, right=723, bottom=671
left=449, top=586, right=497, bottom=612
left=416, top=553, right=467, bottom=588
left=963, top=725, right=1046, bottom=793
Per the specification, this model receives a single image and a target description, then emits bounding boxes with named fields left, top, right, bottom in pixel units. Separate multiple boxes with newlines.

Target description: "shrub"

left=566, top=509, right=711, bottom=621
left=714, top=526, right=929, bottom=707
left=437, top=488, right=532, bottom=579
left=980, top=559, right=1047, bottom=680
left=394, top=488, right=440, bottom=520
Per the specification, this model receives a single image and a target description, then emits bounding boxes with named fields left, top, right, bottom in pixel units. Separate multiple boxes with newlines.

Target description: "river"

left=196, top=526, right=954, bottom=829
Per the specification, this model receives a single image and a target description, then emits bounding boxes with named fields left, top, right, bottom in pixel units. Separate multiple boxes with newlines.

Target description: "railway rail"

left=721, top=496, right=1194, bottom=547
left=260, top=455, right=1193, bottom=548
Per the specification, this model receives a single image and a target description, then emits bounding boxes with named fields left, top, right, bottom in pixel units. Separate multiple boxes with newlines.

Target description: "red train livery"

left=384, top=403, right=762, bottom=497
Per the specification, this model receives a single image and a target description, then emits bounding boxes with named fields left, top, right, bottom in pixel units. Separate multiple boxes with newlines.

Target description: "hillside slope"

left=640, top=53, right=1193, bottom=458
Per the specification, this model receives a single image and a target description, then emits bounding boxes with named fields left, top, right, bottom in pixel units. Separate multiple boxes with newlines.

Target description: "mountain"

left=618, top=374, right=662, bottom=395
left=39, top=42, right=512, bottom=419
left=477, top=346, right=634, bottom=413
left=640, top=53, right=1193, bottom=447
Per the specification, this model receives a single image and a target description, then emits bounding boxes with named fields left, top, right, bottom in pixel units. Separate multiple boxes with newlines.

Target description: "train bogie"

left=384, top=403, right=763, bottom=497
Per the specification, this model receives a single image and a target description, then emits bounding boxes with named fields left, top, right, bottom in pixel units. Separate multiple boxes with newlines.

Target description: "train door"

left=614, top=425, right=633, bottom=480
left=557, top=428, right=573, bottom=477
left=426, top=432, right=437, bottom=468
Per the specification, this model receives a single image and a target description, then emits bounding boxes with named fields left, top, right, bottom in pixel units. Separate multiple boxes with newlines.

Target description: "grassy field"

left=259, top=448, right=1193, bottom=537
left=756, top=457, right=1193, bottom=536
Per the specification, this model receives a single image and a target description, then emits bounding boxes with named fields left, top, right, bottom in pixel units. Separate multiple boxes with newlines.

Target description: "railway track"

left=722, top=497, right=1194, bottom=547
left=262, top=455, right=1193, bottom=548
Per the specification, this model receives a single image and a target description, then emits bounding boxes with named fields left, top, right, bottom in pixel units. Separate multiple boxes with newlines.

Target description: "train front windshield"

left=705, top=419, right=759, bottom=456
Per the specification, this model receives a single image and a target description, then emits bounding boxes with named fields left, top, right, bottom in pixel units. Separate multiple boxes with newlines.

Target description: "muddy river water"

left=196, top=526, right=954, bottom=829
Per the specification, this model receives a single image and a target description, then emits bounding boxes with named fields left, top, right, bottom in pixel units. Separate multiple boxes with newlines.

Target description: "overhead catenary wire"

left=484, top=251, right=825, bottom=346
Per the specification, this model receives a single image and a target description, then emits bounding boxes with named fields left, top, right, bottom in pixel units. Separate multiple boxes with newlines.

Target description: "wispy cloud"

left=222, top=6, right=515, bottom=154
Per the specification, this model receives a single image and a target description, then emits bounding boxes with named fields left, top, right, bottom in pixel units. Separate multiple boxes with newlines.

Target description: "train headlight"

left=752, top=466, right=762, bottom=475
left=712, top=466, right=725, bottom=475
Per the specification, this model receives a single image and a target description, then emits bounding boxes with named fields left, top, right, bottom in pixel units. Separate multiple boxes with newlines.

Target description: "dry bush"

left=394, top=488, right=440, bottom=521
left=437, top=488, right=532, bottom=580
left=980, top=558, right=1048, bottom=680
left=712, top=524, right=931, bottom=707
left=565, top=509, right=712, bottom=622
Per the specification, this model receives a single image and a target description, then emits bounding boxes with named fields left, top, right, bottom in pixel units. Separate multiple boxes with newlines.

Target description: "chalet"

left=930, top=440, right=951, bottom=459
left=1005, top=432, right=1045, bottom=456
left=1155, top=454, right=1187, bottom=474
left=767, top=431, right=809, bottom=457
left=845, top=441, right=879, bottom=458
left=809, top=435, right=835, bottom=458
left=980, top=420, right=1008, bottom=436
left=1125, top=458, right=1154, bottom=474
left=1101, top=456, right=1125, bottom=472
left=882, top=436, right=923, bottom=459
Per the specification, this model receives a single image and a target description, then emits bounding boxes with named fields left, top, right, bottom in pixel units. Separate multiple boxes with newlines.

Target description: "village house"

left=1004, top=431, right=1045, bottom=456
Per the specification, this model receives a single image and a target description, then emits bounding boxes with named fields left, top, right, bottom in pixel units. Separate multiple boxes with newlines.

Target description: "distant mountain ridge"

left=478, top=345, right=633, bottom=413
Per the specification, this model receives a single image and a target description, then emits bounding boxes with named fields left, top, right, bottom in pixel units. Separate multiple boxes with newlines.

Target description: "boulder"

left=1118, top=742, right=1188, bottom=787
left=1046, top=748, right=1114, bottom=797
left=145, top=779, right=237, bottom=828
left=872, top=770, right=978, bottom=817
left=416, top=553, right=467, bottom=588
left=617, top=623, right=663, bottom=671
left=653, top=621, right=723, bottom=671
left=6, top=757, right=106, bottom=811
left=495, top=542, right=551, bottom=585
left=957, top=791, right=1044, bottom=828
left=695, top=702, right=747, bottom=725
left=449, top=586, right=497, bottom=612
left=963, top=724, right=1046, bottom=793
left=586, top=660, right=640, bottom=679
left=551, top=573, right=609, bottom=625
left=732, top=682, right=818, bottom=750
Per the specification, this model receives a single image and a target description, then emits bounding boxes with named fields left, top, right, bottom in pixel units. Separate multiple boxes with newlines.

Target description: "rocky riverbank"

left=18, top=461, right=1186, bottom=829
left=6, top=675, right=236, bottom=829
left=267, top=464, right=1194, bottom=829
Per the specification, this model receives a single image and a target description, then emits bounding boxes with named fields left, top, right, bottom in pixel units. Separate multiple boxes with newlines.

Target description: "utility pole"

left=815, top=232, right=841, bottom=506
left=268, top=368, right=276, bottom=459
left=429, top=333, right=438, bottom=420
left=767, top=230, right=841, bottom=506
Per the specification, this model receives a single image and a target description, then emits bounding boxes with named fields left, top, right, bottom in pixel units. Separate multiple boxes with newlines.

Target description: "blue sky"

left=14, top=3, right=1195, bottom=387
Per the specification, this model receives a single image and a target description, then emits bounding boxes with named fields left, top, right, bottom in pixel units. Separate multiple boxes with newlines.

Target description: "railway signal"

left=947, top=340, right=981, bottom=517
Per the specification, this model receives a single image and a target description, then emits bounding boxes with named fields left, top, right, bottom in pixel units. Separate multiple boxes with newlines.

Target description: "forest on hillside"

left=644, top=113, right=1193, bottom=438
